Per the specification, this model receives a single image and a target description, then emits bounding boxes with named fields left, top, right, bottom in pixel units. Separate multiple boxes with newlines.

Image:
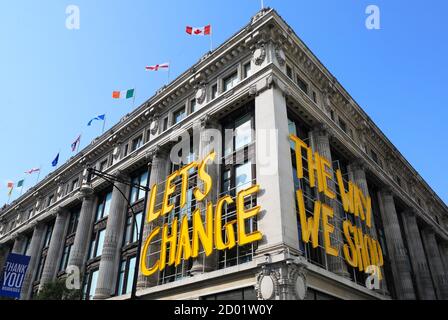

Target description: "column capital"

left=349, top=157, right=368, bottom=172
left=312, top=123, right=335, bottom=139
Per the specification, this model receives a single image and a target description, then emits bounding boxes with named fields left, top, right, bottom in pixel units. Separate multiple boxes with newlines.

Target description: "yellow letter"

left=320, top=156, right=336, bottom=199
left=336, top=169, right=354, bottom=214
left=296, top=190, right=320, bottom=248
left=342, top=220, right=358, bottom=268
left=175, top=215, right=192, bottom=266
left=214, top=195, right=236, bottom=250
left=161, top=171, right=179, bottom=217
left=237, top=185, right=262, bottom=246
left=194, top=151, right=215, bottom=202
left=178, top=162, right=197, bottom=209
left=192, top=203, right=214, bottom=258
left=159, top=219, right=178, bottom=271
left=289, top=134, right=308, bottom=179
left=322, top=203, right=338, bottom=257
left=146, top=184, right=161, bottom=224
left=140, top=226, right=160, bottom=276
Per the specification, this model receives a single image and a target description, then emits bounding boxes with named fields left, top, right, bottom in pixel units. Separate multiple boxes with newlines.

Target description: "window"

left=59, top=243, right=72, bottom=272
left=225, top=113, right=253, bottom=156
left=162, top=117, right=169, bottom=132
left=312, top=91, right=317, bottom=103
left=330, top=110, right=335, bottom=121
left=98, top=159, right=108, bottom=172
left=123, top=211, right=143, bottom=246
left=130, top=171, right=148, bottom=204
left=235, top=162, right=253, bottom=194
left=123, top=144, right=129, bottom=157
left=67, top=209, right=80, bottom=236
left=131, top=135, right=143, bottom=152
left=296, top=75, right=308, bottom=94
left=89, top=228, right=106, bottom=259
left=396, top=176, right=402, bottom=187
left=211, top=83, right=218, bottom=100
left=202, top=287, right=256, bottom=300
left=173, top=107, right=186, bottom=125
left=83, top=269, right=99, bottom=300
left=243, top=62, right=252, bottom=79
left=286, top=65, right=293, bottom=79
left=190, top=98, right=197, bottom=113
left=223, top=71, right=238, bottom=92
left=371, top=149, right=380, bottom=166
left=70, top=178, right=79, bottom=192
left=47, top=194, right=54, bottom=207
left=116, top=256, right=136, bottom=296
left=43, top=223, right=54, bottom=248
left=95, top=191, right=112, bottom=221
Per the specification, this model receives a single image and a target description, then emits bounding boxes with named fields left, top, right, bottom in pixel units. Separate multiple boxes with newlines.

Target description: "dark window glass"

left=286, top=65, right=293, bottom=79
left=296, top=75, right=308, bottom=94
left=123, top=211, right=143, bottom=246
left=59, top=243, right=72, bottom=272
left=243, top=62, right=252, bottom=79
left=131, top=135, right=143, bottom=151
left=190, top=98, right=197, bottom=113
left=96, top=191, right=112, bottom=221
left=162, top=117, right=169, bottom=131
left=211, top=84, right=218, bottom=100
left=173, top=107, right=186, bottom=124
left=223, top=71, right=238, bottom=92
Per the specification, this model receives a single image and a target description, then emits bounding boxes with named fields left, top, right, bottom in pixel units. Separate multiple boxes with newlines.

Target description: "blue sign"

left=0, top=253, right=31, bottom=299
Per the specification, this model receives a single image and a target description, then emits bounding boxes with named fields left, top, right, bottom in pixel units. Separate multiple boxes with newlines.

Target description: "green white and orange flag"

left=112, top=89, right=135, bottom=99
left=7, top=181, right=14, bottom=196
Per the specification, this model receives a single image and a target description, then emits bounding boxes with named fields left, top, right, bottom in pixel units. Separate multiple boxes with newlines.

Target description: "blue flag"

left=52, top=153, right=59, bottom=167
left=87, top=114, right=106, bottom=126
left=0, top=253, right=31, bottom=299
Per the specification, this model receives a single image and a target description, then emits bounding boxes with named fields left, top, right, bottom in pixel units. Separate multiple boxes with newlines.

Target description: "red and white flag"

left=186, top=25, right=211, bottom=36
left=25, top=168, right=40, bottom=175
left=145, top=63, right=169, bottom=71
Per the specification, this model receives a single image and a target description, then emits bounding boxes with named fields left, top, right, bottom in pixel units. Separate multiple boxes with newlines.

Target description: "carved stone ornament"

left=252, top=42, right=267, bottom=66
left=255, top=262, right=307, bottom=300
left=149, top=114, right=160, bottom=135
left=275, top=46, right=286, bottom=66
left=195, top=85, right=207, bottom=104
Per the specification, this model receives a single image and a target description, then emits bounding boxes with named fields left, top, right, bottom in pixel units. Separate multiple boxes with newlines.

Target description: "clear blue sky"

left=1, top=0, right=447, bottom=206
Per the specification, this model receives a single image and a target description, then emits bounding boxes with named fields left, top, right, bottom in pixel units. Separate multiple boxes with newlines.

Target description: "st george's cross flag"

left=25, top=168, right=40, bottom=175
left=145, top=63, right=169, bottom=71
left=112, top=89, right=135, bottom=99
left=186, top=25, right=211, bottom=36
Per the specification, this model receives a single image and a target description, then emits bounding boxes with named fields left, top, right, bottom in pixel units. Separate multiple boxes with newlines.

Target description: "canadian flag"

left=145, top=63, right=170, bottom=71
left=186, top=25, right=211, bottom=36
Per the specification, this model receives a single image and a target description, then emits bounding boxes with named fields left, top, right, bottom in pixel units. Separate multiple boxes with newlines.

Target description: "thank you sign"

left=0, top=253, right=31, bottom=299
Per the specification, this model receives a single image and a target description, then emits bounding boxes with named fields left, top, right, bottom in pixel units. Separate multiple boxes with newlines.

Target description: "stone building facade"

left=0, top=8, right=447, bottom=300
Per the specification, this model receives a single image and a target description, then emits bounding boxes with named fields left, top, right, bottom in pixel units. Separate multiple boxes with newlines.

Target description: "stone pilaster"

left=401, top=210, right=436, bottom=299
left=94, top=173, right=129, bottom=299
left=421, top=227, right=448, bottom=299
left=21, top=223, right=46, bottom=300
left=12, top=235, right=27, bottom=254
left=137, top=148, right=170, bottom=290
left=255, top=258, right=308, bottom=300
left=254, top=85, right=299, bottom=256
left=438, top=242, right=448, bottom=271
left=311, top=126, right=350, bottom=279
left=67, top=185, right=95, bottom=271
left=38, top=207, right=70, bottom=290
left=377, top=190, right=416, bottom=299
left=190, top=116, right=220, bottom=275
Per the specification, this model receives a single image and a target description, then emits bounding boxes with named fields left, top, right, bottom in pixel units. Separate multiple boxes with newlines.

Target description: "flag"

left=52, top=153, right=59, bottom=167
left=186, top=25, right=211, bottom=36
left=17, top=179, right=24, bottom=188
left=87, top=114, right=106, bottom=126
left=71, top=134, right=81, bottom=152
left=112, top=89, right=134, bottom=99
left=25, top=168, right=40, bottom=175
left=7, top=181, right=13, bottom=196
left=145, top=63, right=169, bottom=71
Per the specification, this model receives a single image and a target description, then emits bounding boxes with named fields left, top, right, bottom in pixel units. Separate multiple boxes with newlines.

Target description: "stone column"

left=12, top=235, right=27, bottom=254
left=439, top=242, right=448, bottom=271
left=311, top=126, right=350, bottom=279
left=137, top=148, right=170, bottom=289
left=421, top=227, right=448, bottom=299
left=21, top=223, right=46, bottom=300
left=254, top=85, right=300, bottom=257
left=401, top=211, right=436, bottom=299
left=377, top=190, right=416, bottom=299
left=0, top=245, right=10, bottom=274
left=68, top=185, right=95, bottom=271
left=190, top=116, right=220, bottom=274
left=38, top=207, right=70, bottom=290
left=94, top=173, right=129, bottom=299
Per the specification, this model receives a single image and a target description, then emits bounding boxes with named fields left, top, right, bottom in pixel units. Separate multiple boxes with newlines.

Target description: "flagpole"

left=20, top=180, right=25, bottom=196
left=76, top=135, right=81, bottom=153
left=102, top=115, right=106, bottom=134
left=36, top=166, right=41, bottom=184
left=167, top=61, right=171, bottom=84
left=209, top=32, right=213, bottom=52
left=261, top=0, right=264, bottom=9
